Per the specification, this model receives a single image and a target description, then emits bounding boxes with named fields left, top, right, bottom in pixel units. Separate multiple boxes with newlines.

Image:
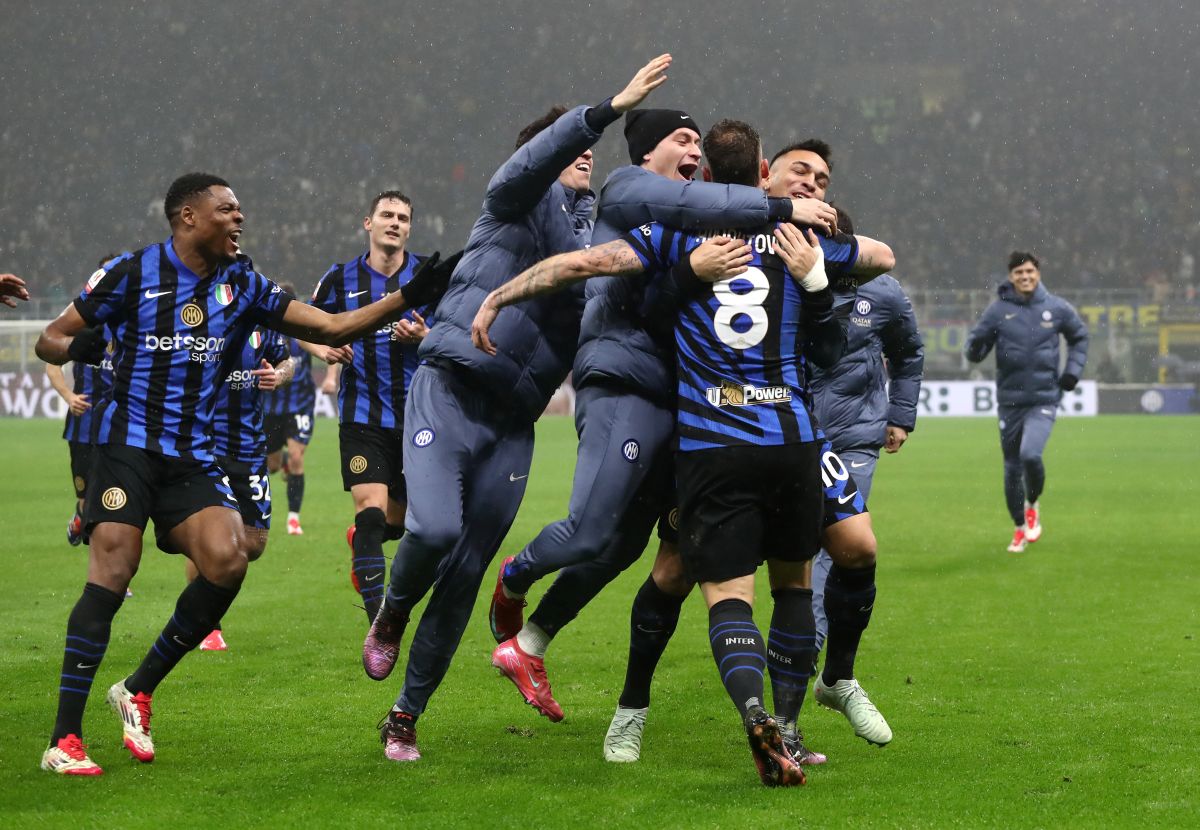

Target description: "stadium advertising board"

left=917, top=381, right=1097, bottom=417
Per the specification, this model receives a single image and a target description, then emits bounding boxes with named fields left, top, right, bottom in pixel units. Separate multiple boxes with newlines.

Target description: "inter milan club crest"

left=412, top=428, right=435, bottom=448
left=214, top=284, right=236, bottom=306
left=622, top=439, right=640, bottom=462
left=101, top=487, right=127, bottom=510
left=180, top=302, right=205, bottom=327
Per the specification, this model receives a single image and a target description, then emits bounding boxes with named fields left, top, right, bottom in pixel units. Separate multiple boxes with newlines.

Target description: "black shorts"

left=68, top=441, right=95, bottom=499
left=339, top=422, right=407, bottom=502
left=264, top=408, right=315, bottom=454
left=677, top=441, right=824, bottom=584
left=657, top=503, right=680, bottom=545
left=83, top=444, right=239, bottom=553
left=219, top=456, right=273, bottom=530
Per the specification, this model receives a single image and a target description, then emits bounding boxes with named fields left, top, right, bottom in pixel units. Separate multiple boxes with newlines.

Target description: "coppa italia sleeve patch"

left=84, top=268, right=106, bottom=294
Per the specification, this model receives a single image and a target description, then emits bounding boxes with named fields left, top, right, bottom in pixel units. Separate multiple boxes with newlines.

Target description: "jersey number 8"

left=713, top=267, right=769, bottom=350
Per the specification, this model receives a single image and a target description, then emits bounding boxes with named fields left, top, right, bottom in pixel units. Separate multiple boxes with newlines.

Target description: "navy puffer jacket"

left=808, top=275, right=924, bottom=453
left=965, top=281, right=1089, bottom=406
left=419, top=105, right=600, bottom=423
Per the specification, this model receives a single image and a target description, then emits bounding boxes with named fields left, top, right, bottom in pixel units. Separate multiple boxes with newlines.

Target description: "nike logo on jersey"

left=509, top=473, right=528, bottom=482
left=837, top=493, right=858, bottom=505
left=144, top=289, right=173, bottom=299
left=1005, top=313, right=1018, bottom=319
left=850, top=461, right=869, bottom=468
left=76, top=662, right=97, bottom=670
left=347, top=290, right=369, bottom=298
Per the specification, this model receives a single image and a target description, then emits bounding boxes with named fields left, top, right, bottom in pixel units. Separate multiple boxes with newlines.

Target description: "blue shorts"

left=820, top=442, right=869, bottom=527
left=218, top=456, right=273, bottom=530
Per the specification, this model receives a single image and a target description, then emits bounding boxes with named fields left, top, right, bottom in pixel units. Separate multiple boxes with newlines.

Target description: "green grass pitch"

left=1, top=415, right=1197, bottom=828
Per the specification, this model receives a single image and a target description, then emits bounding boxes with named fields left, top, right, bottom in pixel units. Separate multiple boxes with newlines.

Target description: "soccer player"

left=806, top=206, right=924, bottom=747
left=615, top=122, right=841, bottom=787
left=0, top=272, right=30, bottom=307
left=309, top=191, right=436, bottom=622
left=483, top=110, right=842, bottom=724
left=472, top=135, right=894, bottom=741
left=46, top=258, right=116, bottom=546
left=35, top=172, right=453, bottom=775
left=965, top=252, right=1089, bottom=552
left=260, top=282, right=318, bottom=536
left=361, top=55, right=672, bottom=763
left=191, top=321, right=294, bottom=651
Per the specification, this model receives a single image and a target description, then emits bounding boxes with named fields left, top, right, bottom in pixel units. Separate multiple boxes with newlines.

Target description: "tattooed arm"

left=849, top=234, right=896, bottom=279
left=471, top=240, right=646, bottom=354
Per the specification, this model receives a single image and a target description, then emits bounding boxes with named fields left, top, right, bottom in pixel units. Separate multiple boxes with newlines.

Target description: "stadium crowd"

left=4, top=1, right=1197, bottom=305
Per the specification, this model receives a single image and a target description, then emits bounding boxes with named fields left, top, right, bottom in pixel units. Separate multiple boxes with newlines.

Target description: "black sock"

left=353, top=507, right=387, bottom=622
left=384, top=523, right=405, bottom=542
left=708, top=598, right=767, bottom=719
left=618, top=576, right=686, bottom=709
left=767, top=587, right=816, bottom=727
left=822, top=564, right=876, bottom=685
left=126, top=576, right=239, bottom=696
left=286, top=473, right=305, bottom=514
left=52, top=583, right=125, bottom=742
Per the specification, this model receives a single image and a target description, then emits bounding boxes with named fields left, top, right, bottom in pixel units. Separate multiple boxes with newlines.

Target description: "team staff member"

left=965, top=252, right=1088, bottom=552
left=35, top=172, right=453, bottom=776
left=361, top=55, right=671, bottom=764
left=310, top=192, right=437, bottom=622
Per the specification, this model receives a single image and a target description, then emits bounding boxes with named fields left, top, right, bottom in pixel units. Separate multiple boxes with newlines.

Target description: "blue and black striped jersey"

left=213, top=327, right=290, bottom=461
left=62, top=342, right=115, bottom=444
left=624, top=222, right=856, bottom=452
left=260, top=337, right=315, bottom=417
left=310, top=252, right=427, bottom=428
left=72, top=239, right=293, bottom=461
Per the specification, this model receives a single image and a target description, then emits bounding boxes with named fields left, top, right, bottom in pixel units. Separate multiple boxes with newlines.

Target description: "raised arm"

left=471, top=240, right=647, bottom=354
left=486, top=55, right=671, bottom=220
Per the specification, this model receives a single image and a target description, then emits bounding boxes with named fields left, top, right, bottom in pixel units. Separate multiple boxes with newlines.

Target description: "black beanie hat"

left=624, top=109, right=701, bottom=165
